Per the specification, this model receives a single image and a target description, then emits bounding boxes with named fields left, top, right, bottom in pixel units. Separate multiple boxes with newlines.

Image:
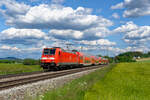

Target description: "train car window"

left=80, top=56, right=83, bottom=59
left=44, top=49, right=56, bottom=55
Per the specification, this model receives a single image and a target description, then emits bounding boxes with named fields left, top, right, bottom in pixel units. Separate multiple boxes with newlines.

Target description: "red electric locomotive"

left=41, top=47, right=81, bottom=70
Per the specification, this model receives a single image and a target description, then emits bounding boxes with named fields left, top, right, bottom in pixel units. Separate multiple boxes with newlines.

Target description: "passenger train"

left=40, top=47, right=108, bottom=71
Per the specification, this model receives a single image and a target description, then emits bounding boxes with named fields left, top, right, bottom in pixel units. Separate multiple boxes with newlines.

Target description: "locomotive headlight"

left=42, top=57, right=48, bottom=60
left=49, top=57, right=55, bottom=60
left=41, top=57, right=55, bottom=60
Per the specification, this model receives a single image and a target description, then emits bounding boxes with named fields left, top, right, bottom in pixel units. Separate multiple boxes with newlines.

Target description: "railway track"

left=0, top=65, right=106, bottom=90
left=0, top=71, right=44, bottom=79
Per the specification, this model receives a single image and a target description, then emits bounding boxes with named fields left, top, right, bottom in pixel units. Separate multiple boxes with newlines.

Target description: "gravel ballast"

left=0, top=67, right=102, bottom=100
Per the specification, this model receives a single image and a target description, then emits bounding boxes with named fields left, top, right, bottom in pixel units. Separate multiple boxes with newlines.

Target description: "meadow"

left=36, top=62, right=150, bottom=100
left=0, top=63, right=42, bottom=75
left=35, top=64, right=115, bottom=100
left=136, top=57, right=150, bottom=62
left=85, top=62, right=150, bottom=100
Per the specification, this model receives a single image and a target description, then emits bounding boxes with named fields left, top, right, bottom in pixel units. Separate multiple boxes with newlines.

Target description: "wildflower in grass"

left=39, top=95, right=44, bottom=100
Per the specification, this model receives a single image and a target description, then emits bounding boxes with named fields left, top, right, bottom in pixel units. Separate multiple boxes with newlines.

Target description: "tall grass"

left=84, top=62, right=150, bottom=100
left=35, top=64, right=115, bottom=100
left=0, top=63, right=42, bottom=75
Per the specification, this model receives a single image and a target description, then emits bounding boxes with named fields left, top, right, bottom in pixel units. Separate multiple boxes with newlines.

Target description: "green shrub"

left=115, top=56, right=136, bottom=63
left=23, top=59, right=40, bottom=65
left=0, top=60, right=15, bottom=64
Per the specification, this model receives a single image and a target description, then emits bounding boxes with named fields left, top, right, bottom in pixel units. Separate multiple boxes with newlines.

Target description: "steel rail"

left=0, top=71, right=44, bottom=79
left=0, top=65, right=106, bottom=90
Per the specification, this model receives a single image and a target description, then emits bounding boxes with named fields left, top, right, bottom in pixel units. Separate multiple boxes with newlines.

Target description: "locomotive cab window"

left=44, top=49, right=56, bottom=55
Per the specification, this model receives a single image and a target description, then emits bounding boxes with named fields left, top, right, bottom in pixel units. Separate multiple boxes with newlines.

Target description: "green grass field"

left=85, top=62, right=150, bottom=100
left=34, top=64, right=114, bottom=100
left=0, top=63, right=43, bottom=75
left=35, top=62, right=150, bottom=100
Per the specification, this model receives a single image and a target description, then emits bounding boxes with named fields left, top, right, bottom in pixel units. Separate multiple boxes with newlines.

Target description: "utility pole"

left=81, top=46, right=83, bottom=52
left=107, top=46, right=109, bottom=57
left=66, top=43, right=72, bottom=51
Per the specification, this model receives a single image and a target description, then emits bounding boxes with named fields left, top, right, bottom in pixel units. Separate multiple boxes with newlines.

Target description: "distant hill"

left=0, top=57, right=20, bottom=60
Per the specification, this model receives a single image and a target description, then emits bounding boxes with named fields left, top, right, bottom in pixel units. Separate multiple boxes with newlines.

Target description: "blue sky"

left=0, top=0, right=150, bottom=58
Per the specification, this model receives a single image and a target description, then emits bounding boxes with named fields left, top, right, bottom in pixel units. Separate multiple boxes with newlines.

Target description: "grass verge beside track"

left=85, top=62, right=150, bottom=100
left=35, top=64, right=114, bottom=100
left=0, top=63, right=42, bottom=75
left=36, top=62, right=150, bottom=100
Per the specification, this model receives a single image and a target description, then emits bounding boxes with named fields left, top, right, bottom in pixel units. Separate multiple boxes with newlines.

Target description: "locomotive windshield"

left=43, top=49, right=56, bottom=55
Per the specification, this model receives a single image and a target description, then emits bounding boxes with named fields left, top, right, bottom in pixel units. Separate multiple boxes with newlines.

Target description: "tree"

left=97, top=54, right=102, bottom=57
left=23, top=59, right=40, bottom=65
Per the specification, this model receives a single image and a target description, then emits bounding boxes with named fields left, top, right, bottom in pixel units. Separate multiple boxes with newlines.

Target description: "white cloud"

left=111, top=0, right=150, bottom=17
left=0, top=2, right=113, bottom=35
left=49, top=26, right=110, bottom=40
left=0, top=1, right=114, bottom=41
left=113, top=21, right=150, bottom=47
left=104, top=46, right=150, bottom=56
left=21, top=47, right=43, bottom=53
left=124, top=26, right=150, bottom=40
left=111, top=2, right=124, bottom=9
left=113, top=21, right=150, bottom=40
left=78, top=39, right=116, bottom=46
left=51, top=0, right=64, bottom=4
left=101, top=46, right=150, bottom=56
left=113, top=21, right=138, bottom=33
left=97, top=39, right=116, bottom=46
left=49, top=29, right=84, bottom=40
left=0, top=45, right=20, bottom=51
left=0, top=28, right=48, bottom=45
left=0, top=3, right=112, bottom=30
left=124, top=46, right=150, bottom=53
left=0, top=0, right=30, bottom=18
left=112, top=13, right=120, bottom=19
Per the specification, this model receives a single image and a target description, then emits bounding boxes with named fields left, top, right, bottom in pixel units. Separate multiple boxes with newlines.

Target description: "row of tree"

left=115, top=51, right=150, bottom=62
left=0, top=59, right=40, bottom=65
left=100, top=51, right=150, bottom=63
left=0, top=60, right=16, bottom=64
left=23, top=59, right=40, bottom=65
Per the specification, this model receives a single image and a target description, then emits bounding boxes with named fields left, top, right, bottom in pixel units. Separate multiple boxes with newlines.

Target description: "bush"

left=115, top=56, right=136, bottom=63
left=103, top=56, right=114, bottom=63
left=23, top=59, right=40, bottom=65
left=0, top=60, right=15, bottom=64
